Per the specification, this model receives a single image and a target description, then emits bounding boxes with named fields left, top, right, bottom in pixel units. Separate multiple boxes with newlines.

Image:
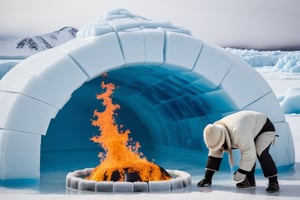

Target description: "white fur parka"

left=208, top=110, right=276, bottom=172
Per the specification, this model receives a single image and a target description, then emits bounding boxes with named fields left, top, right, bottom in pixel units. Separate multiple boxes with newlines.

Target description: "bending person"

left=197, top=110, right=279, bottom=193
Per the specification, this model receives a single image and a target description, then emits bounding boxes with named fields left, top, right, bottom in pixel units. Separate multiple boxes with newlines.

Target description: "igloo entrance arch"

left=0, top=9, right=294, bottom=180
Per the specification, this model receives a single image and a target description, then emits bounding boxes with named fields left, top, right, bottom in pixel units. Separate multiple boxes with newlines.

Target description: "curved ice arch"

left=0, top=9, right=294, bottom=180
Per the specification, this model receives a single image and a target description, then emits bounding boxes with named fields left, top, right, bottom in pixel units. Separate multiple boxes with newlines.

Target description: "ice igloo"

left=0, top=8, right=295, bottom=181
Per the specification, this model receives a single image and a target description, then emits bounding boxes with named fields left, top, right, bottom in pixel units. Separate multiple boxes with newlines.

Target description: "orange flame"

left=87, top=80, right=171, bottom=182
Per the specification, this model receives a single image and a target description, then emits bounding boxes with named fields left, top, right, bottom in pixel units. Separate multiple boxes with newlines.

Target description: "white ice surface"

left=1, top=68, right=299, bottom=200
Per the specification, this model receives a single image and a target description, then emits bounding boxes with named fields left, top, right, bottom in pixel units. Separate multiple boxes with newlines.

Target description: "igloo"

left=0, top=9, right=294, bottom=181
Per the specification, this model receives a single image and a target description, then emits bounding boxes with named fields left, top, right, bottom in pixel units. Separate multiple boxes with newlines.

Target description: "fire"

left=87, top=79, right=171, bottom=182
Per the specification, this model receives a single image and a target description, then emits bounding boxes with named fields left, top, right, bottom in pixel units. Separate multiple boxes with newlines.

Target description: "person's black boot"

left=266, top=176, right=279, bottom=193
left=236, top=174, right=256, bottom=188
left=197, top=169, right=214, bottom=187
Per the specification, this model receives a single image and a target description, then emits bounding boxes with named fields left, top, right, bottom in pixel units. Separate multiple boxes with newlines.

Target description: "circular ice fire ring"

left=66, top=168, right=191, bottom=192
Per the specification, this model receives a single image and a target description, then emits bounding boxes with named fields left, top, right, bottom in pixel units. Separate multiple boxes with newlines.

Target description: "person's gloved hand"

left=234, top=169, right=247, bottom=183
left=197, top=177, right=212, bottom=187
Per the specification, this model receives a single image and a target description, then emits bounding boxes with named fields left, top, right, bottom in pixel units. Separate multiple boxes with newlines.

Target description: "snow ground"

left=0, top=68, right=300, bottom=200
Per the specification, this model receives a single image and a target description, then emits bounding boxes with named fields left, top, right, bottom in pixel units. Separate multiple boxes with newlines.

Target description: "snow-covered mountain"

left=0, top=27, right=78, bottom=58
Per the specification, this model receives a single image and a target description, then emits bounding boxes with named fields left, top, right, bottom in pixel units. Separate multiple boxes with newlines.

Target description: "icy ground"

left=0, top=68, right=300, bottom=200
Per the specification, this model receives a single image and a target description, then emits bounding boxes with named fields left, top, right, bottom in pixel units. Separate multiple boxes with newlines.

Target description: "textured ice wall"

left=0, top=8, right=294, bottom=180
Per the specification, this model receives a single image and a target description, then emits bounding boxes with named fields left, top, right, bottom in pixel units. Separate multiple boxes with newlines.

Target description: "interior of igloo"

left=41, top=64, right=237, bottom=175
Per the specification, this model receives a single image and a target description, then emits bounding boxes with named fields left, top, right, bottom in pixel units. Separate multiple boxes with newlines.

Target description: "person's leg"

left=257, top=145, right=279, bottom=193
left=246, top=164, right=256, bottom=185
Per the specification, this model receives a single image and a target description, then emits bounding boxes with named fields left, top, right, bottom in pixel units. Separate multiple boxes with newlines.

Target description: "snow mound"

left=274, top=53, right=300, bottom=73
left=280, top=88, right=300, bottom=114
left=76, top=8, right=191, bottom=38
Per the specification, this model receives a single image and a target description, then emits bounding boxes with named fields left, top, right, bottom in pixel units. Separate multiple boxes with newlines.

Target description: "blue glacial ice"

left=0, top=9, right=295, bottom=183
left=280, top=87, right=300, bottom=114
left=0, top=61, right=18, bottom=79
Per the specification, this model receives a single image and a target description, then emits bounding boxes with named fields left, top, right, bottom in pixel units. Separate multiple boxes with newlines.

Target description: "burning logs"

left=91, top=165, right=171, bottom=182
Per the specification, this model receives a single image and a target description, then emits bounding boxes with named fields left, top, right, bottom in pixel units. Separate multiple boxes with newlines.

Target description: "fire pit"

left=65, top=75, right=191, bottom=192
left=66, top=168, right=191, bottom=192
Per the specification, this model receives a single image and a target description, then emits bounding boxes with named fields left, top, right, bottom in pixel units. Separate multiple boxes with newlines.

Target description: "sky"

left=1, top=0, right=300, bottom=50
